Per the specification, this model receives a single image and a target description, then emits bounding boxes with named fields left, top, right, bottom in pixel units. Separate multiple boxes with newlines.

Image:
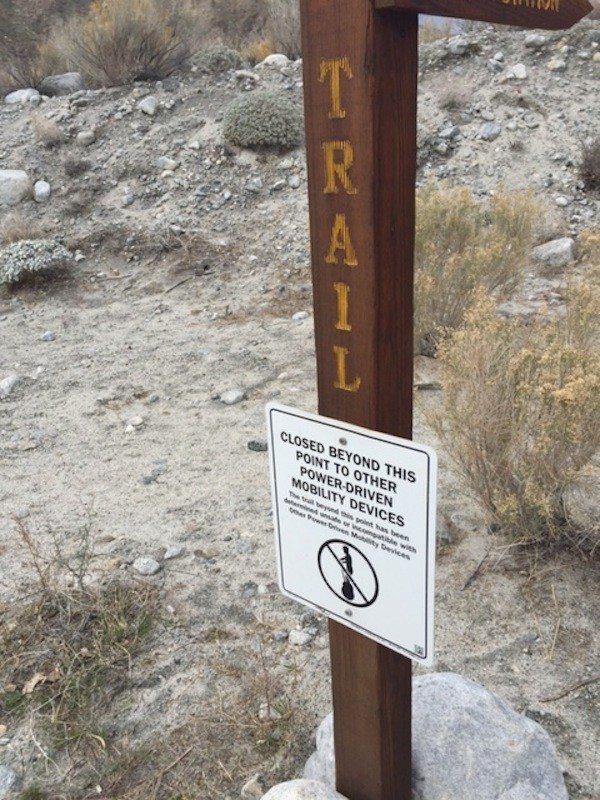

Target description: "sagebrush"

left=51, top=0, right=206, bottom=86
left=415, top=183, right=536, bottom=355
left=223, top=90, right=304, bottom=151
left=434, top=273, right=600, bottom=552
left=580, top=137, right=600, bottom=191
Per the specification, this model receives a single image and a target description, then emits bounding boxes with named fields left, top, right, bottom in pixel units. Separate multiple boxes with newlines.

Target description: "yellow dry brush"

left=434, top=266, right=600, bottom=551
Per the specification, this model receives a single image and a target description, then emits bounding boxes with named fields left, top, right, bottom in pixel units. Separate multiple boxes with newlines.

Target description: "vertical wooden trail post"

left=297, top=1, right=591, bottom=799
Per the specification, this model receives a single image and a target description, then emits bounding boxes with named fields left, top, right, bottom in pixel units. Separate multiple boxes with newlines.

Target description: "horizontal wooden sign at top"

left=374, top=0, right=593, bottom=30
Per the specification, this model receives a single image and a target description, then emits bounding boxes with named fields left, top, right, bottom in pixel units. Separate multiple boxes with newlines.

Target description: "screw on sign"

left=297, top=0, right=592, bottom=799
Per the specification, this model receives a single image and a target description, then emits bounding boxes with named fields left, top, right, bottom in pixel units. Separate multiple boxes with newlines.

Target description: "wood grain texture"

left=299, top=2, right=417, bottom=798
left=375, top=0, right=593, bottom=29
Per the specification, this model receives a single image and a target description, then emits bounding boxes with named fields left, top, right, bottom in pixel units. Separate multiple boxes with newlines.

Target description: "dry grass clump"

left=266, top=0, right=301, bottom=59
left=0, top=212, right=43, bottom=244
left=0, top=519, right=159, bottom=750
left=31, top=112, right=65, bottom=148
left=51, top=0, right=206, bottom=87
left=415, top=183, right=536, bottom=355
left=98, top=637, right=310, bottom=799
left=420, top=19, right=453, bottom=43
left=434, top=273, right=600, bottom=553
left=580, top=137, right=600, bottom=192
left=208, top=0, right=267, bottom=51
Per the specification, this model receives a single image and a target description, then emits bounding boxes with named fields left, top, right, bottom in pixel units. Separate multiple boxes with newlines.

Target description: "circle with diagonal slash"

left=318, top=539, right=379, bottom=608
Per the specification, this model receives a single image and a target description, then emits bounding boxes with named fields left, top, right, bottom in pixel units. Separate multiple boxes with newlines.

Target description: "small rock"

left=479, top=122, right=502, bottom=141
left=512, top=63, right=527, bottom=80
left=288, top=174, right=301, bottom=189
left=525, top=33, right=547, bottom=50
left=41, top=330, right=56, bottom=341
left=532, top=238, right=576, bottom=269
left=246, top=177, right=263, bottom=193
left=5, top=88, right=40, bottom=104
left=39, top=72, right=84, bottom=96
left=156, top=156, right=178, bottom=171
left=126, top=415, right=145, bottom=429
left=439, top=125, right=460, bottom=140
left=289, top=629, right=313, bottom=647
left=259, top=702, right=282, bottom=721
left=262, top=781, right=347, bottom=800
left=258, top=53, right=290, bottom=69
left=164, top=545, right=185, bottom=561
left=555, top=196, right=570, bottom=207
left=220, top=389, right=245, bottom=405
left=0, top=170, right=31, bottom=206
left=76, top=130, right=97, bottom=147
left=548, top=59, right=567, bottom=72
left=138, top=95, right=159, bottom=116
left=0, top=374, right=19, bottom=399
left=33, top=180, right=51, bottom=204
left=248, top=439, right=268, bottom=452
left=0, top=765, right=21, bottom=796
left=293, top=311, right=309, bottom=320
left=122, top=190, right=135, bottom=207
left=447, top=36, right=469, bottom=56
left=133, top=557, right=161, bottom=576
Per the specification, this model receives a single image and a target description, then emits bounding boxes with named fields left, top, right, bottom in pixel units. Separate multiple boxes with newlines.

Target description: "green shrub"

left=415, top=183, right=536, bottom=355
left=198, top=43, right=242, bottom=73
left=434, top=271, right=600, bottom=552
left=0, top=239, right=72, bottom=285
left=223, top=90, right=303, bottom=151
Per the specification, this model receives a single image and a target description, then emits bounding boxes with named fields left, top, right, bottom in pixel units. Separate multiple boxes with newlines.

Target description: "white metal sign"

left=267, top=402, right=437, bottom=665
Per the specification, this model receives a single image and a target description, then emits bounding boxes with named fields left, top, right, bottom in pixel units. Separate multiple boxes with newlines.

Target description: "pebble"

left=447, top=36, right=469, bottom=56
left=288, top=629, right=313, bottom=647
left=126, top=415, right=145, bottom=428
left=156, top=156, right=178, bottom=172
left=548, top=59, right=567, bottom=72
left=33, top=180, right=51, bottom=203
left=220, top=389, right=245, bottom=405
left=133, top=557, right=161, bottom=576
left=293, top=311, right=309, bottom=320
left=288, top=174, right=301, bottom=189
left=0, top=374, right=19, bottom=399
left=138, top=95, right=159, bottom=116
left=246, top=177, right=263, bottom=193
left=164, top=545, right=185, bottom=561
left=77, top=130, right=97, bottom=146
left=479, top=122, right=502, bottom=141
left=525, top=33, right=547, bottom=50
left=555, top=196, right=570, bottom=207
left=248, top=439, right=268, bottom=452
left=512, top=63, right=527, bottom=80
left=41, top=330, right=56, bottom=341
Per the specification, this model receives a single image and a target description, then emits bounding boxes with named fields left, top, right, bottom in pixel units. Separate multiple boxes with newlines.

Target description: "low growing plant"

left=433, top=273, right=600, bottom=552
left=415, top=183, right=536, bottom=355
left=223, top=90, right=303, bottom=151
left=580, top=137, right=600, bottom=192
left=197, top=43, right=242, bottom=73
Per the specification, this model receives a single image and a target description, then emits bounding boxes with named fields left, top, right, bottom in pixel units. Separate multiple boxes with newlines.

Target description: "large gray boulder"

left=303, top=674, right=568, bottom=800
left=262, top=780, right=347, bottom=800
left=0, top=765, right=21, bottom=798
left=532, top=238, right=576, bottom=270
left=39, top=72, right=84, bottom=97
left=0, top=170, right=31, bottom=206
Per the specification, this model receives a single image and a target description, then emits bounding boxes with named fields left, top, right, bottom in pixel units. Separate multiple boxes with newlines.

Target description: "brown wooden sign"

left=297, top=0, right=592, bottom=798
left=375, top=0, right=593, bottom=29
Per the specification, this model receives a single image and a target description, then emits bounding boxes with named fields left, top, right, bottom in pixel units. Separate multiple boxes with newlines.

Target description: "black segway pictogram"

left=318, top=539, right=379, bottom=608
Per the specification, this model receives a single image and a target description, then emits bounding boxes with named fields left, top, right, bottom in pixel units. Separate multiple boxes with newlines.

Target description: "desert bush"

left=197, top=43, right=242, bottom=73
left=580, top=137, right=600, bottom=191
left=0, top=519, right=159, bottom=748
left=31, top=112, right=65, bottom=148
left=223, top=90, right=303, bottom=151
left=0, top=239, right=72, bottom=285
left=266, top=0, right=301, bottom=59
left=0, top=212, right=43, bottom=245
left=242, top=37, right=274, bottom=65
left=434, top=274, right=600, bottom=552
left=209, top=0, right=267, bottom=50
left=53, top=0, right=205, bottom=87
left=420, top=19, right=453, bottom=43
left=415, top=183, right=536, bottom=355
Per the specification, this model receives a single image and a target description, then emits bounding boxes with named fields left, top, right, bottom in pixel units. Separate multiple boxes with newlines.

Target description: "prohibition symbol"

left=318, top=539, right=379, bottom=608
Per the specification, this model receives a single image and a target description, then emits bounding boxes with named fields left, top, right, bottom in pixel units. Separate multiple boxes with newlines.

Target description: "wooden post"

left=299, top=2, right=418, bottom=798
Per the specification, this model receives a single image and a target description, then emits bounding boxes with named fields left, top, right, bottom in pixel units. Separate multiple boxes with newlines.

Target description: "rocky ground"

left=0, top=21, right=599, bottom=800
